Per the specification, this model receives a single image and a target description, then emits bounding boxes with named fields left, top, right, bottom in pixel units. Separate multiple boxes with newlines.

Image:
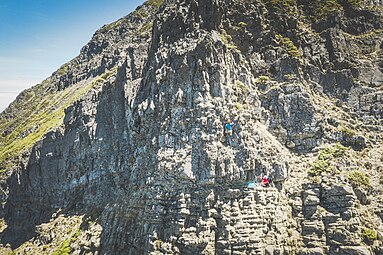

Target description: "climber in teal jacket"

left=224, top=119, right=234, bottom=146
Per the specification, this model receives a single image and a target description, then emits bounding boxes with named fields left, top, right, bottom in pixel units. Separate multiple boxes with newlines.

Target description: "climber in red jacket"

left=261, top=176, right=270, bottom=187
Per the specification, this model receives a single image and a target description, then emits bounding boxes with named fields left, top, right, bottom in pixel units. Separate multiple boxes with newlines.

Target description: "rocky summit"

left=0, top=0, right=382, bottom=254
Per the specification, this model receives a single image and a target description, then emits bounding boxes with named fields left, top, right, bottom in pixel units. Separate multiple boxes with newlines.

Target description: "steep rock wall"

left=1, top=0, right=383, bottom=254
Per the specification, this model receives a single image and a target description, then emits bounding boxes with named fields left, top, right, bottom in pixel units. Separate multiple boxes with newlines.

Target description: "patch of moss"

left=348, top=170, right=371, bottom=187
left=276, top=34, right=301, bottom=58
left=309, top=143, right=348, bottom=176
left=52, top=239, right=71, bottom=255
left=255, top=75, right=270, bottom=83
left=269, top=0, right=297, bottom=14
left=340, top=125, right=356, bottom=137
left=319, top=0, right=342, bottom=18
left=361, top=228, right=377, bottom=243
left=351, top=29, right=381, bottom=39
left=57, top=64, right=68, bottom=76
left=304, top=0, right=342, bottom=21
left=133, top=0, right=164, bottom=20
left=309, top=159, right=331, bottom=176
left=139, top=21, right=154, bottom=35
left=98, top=67, right=118, bottom=82
left=52, top=228, right=81, bottom=255
left=144, top=0, right=164, bottom=8
left=319, top=143, right=348, bottom=160
left=219, top=29, right=238, bottom=50
left=235, top=81, right=249, bottom=95
left=235, top=102, right=243, bottom=110
left=238, top=22, right=248, bottom=28
left=311, top=175, right=322, bottom=184
left=0, top=106, right=64, bottom=164
left=270, top=0, right=296, bottom=7
left=102, top=19, right=124, bottom=31
left=345, top=0, right=364, bottom=7
left=134, top=8, right=150, bottom=19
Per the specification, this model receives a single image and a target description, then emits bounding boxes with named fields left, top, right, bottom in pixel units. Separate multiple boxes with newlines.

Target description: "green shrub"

left=102, top=19, right=123, bottom=31
left=317, top=0, right=341, bottom=18
left=144, top=0, right=164, bottom=8
left=309, top=159, right=331, bottom=176
left=276, top=34, right=301, bottom=58
left=318, top=143, right=347, bottom=160
left=235, top=81, right=249, bottom=94
left=345, top=0, right=364, bottom=7
left=238, top=22, right=248, bottom=28
left=57, top=64, right=68, bottom=75
left=348, top=170, right=371, bottom=187
left=301, top=0, right=344, bottom=21
left=220, top=29, right=237, bottom=50
left=235, top=102, right=243, bottom=110
left=255, top=75, right=270, bottom=83
left=309, top=143, right=347, bottom=176
left=52, top=228, right=81, bottom=255
left=52, top=239, right=71, bottom=255
left=139, top=21, right=153, bottom=34
left=271, top=0, right=296, bottom=7
left=362, top=228, right=377, bottom=243
left=269, top=0, right=297, bottom=13
left=340, top=126, right=356, bottom=137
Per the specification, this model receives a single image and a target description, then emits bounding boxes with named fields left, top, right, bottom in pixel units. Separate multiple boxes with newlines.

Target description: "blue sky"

left=0, top=0, right=145, bottom=112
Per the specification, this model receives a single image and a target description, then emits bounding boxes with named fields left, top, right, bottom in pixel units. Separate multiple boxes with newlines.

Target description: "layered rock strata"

left=0, top=0, right=382, bottom=254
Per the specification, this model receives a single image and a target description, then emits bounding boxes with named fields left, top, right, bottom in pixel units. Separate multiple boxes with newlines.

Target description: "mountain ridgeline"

left=0, top=0, right=382, bottom=254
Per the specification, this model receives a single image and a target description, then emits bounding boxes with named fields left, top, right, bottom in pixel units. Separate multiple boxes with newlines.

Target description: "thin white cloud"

left=30, top=48, right=49, bottom=53
left=0, top=56, right=34, bottom=65
left=0, top=79, right=38, bottom=93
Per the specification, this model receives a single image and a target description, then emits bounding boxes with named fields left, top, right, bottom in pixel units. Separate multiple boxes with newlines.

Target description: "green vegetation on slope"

left=134, top=0, right=164, bottom=19
left=220, top=29, right=238, bottom=50
left=269, top=0, right=297, bottom=14
left=144, top=0, right=164, bottom=8
left=348, top=170, right=371, bottom=187
left=310, top=0, right=365, bottom=20
left=309, top=143, right=348, bottom=176
left=361, top=227, right=377, bottom=243
left=276, top=34, right=301, bottom=58
left=102, top=0, right=163, bottom=32
left=52, top=228, right=81, bottom=255
left=266, top=0, right=365, bottom=20
left=0, top=74, right=110, bottom=174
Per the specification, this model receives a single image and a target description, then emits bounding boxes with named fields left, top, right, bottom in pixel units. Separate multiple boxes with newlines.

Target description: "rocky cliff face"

left=0, top=0, right=382, bottom=254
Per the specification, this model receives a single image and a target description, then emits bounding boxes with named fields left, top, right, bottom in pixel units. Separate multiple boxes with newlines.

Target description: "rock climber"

left=261, top=176, right=271, bottom=187
left=224, top=118, right=234, bottom=146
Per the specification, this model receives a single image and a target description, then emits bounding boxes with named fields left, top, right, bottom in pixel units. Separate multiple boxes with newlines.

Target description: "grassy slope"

left=0, top=0, right=164, bottom=175
left=0, top=78, right=101, bottom=173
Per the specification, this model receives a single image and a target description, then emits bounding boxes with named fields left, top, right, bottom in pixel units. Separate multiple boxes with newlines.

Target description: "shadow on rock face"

left=0, top=69, right=129, bottom=251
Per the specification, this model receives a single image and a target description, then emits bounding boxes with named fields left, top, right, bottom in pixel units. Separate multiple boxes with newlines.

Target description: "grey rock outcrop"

left=0, top=0, right=382, bottom=254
